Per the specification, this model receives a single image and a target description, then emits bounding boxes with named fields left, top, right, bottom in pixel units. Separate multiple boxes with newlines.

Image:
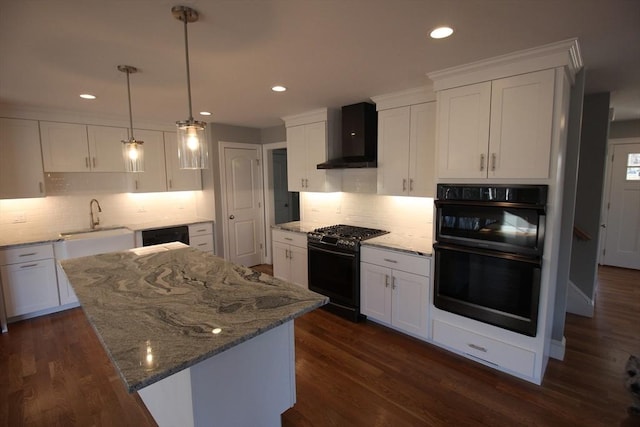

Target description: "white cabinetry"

left=0, top=118, right=45, bottom=199
left=129, top=129, right=167, bottom=193
left=164, top=132, right=202, bottom=191
left=375, top=101, right=436, bottom=196
left=189, top=222, right=214, bottom=254
left=436, top=69, right=555, bottom=179
left=283, top=109, right=341, bottom=192
left=272, top=229, right=308, bottom=288
left=360, top=246, right=430, bottom=339
left=40, top=121, right=128, bottom=172
left=0, top=244, right=59, bottom=318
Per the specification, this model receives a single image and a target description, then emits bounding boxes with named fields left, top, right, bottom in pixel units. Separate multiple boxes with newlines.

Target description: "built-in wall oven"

left=307, top=225, right=388, bottom=322
left=433, top=184, right=547, bottom=337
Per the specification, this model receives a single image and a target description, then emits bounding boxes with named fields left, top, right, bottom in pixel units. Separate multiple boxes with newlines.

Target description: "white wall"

left=300, top=192, right=433, bottom=240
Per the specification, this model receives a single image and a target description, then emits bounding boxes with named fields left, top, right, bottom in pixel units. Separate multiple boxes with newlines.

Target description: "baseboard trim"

left=550, top=337, right=566, bottom=361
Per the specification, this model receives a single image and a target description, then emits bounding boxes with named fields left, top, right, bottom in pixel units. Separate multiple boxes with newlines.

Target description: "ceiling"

left=1, top=0, right=639, bottom=129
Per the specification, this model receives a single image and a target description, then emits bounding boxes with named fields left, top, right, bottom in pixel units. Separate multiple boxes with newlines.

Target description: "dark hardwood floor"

left=1, top=265, right=638, bottom=426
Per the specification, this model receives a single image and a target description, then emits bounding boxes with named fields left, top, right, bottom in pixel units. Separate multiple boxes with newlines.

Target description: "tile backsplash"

left=301, top=192, right=434, bottom=240
left=0, top=191, right=199, bottom=237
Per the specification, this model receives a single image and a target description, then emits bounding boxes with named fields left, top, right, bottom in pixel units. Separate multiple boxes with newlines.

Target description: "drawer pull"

left=284, top=237, right=293, bottom=241
left=196, top=229, right=207, bottom=232
left=383, top=258, right=398, bottom=264
left=197, top=243, right=206, bottom=247
left=468, top=343, right=487, bottom=353
left=20, top=263, right=39, bottom=268
left=19, top=253, right=37, bottom=257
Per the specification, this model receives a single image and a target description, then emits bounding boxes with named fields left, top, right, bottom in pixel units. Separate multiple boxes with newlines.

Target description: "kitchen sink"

left=59, top=226, right=130, bottom=240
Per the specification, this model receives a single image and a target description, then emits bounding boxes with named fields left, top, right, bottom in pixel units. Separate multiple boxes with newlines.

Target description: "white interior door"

left=223, top=145, right=264, bottom=267
left=603, top=142, right=640, bottom=269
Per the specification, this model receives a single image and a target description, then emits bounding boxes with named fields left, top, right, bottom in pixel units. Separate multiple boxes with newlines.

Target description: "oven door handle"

left=308, top=244, right=357, bottom=259
left=435, top=199, right=546, bottom=212
left=434, top=242, right=541, bottom=265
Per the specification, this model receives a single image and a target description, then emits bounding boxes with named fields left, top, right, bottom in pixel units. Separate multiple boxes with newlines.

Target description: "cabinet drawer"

left=272, top=229, right=307, bottom=248
left=360, top=246, right=430, bottom=277
left=189, top=222, right=213, bottom=237
left=190, top=234, right=213, bottom=252
left=432, top=319, right=535, bottom=377
left=1, top=258, right=59, bottom=317
left=0, top=243, right=54, bottom=265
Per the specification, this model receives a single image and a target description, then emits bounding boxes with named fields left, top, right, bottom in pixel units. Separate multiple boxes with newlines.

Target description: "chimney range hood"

left=317, top=102, right=377, bottom=169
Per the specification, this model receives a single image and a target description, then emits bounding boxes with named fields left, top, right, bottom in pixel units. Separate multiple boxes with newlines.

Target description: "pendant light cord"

left=125, top=69, right=135, bottom=139
left=182, top=10, right=194, bottom=122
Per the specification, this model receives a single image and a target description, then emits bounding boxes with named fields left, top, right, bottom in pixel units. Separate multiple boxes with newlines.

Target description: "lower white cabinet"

left=189, top=222, right=214, bottom=254
left=0, top=244, right=59, bottom=318
left=272, top=229, right=308, bottom=288
left=360, top=246, right=430, bottom=339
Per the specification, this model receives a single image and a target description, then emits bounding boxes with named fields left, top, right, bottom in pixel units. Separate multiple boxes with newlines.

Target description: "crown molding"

left=370, top=85, right=436, bottom=111
left=427, top=38, right=583, bottom=91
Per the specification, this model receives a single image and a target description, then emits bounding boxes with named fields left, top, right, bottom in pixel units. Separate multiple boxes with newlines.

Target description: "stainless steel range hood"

left=317, top=102, right=377, bottom=169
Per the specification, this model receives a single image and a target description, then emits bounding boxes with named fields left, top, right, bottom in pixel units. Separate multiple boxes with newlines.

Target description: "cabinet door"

left=286, top=125, right=306, bottom=191
left=437, top=82, right=491, bottom=179
left=56, top=263, right=78, bottom=306
left=40, top=121, right=90, bottom=172
left=377, top=106, right=411, bottom=196
left=164, top=132, right=202, bottom=191
left=488, top=69, right=555, bottom=179
left=87, top=125, right=128, bottom=172
left=360, top=262, right=392, bottom=324
left=408, top=102, right=436, bottom=197
left=130, top=129, right=167, bottom=192
left=289, top=245, right=308, bottom=288
left=1, top=259, right=59, bottom=317
left=304, top=121, right=328, bottom=192
left=391, top=270, right=428, bottom=338
left=272, top=241, right=291, bottom=281
left=0, top=118, right=45, bottom=199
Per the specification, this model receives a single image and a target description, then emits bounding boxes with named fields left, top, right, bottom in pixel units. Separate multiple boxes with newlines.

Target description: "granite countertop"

left=362, top=233, right=433, bottom=256
left=60, top=245, right=328, bottom=393
left=271, top=220, right=327, bottom=234
left=125, top=218, right=214, bottom=232
left=0, top=231, right=63, bottom=249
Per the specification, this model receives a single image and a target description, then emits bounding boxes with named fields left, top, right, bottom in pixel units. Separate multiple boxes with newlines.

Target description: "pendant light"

left=172, top=5, right=208, bottom=170
left=118, top=65, right=145, bottom=172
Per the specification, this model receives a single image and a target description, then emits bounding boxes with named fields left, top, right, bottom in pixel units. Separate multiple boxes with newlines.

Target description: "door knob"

left=229, top=215, right=235, bottom=220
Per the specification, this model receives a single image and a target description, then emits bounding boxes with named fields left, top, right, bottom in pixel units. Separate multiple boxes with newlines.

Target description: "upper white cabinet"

left=164, top=131, right=202, bottom=191
left=0, top=118, right=45, bottom=199
left=376, top=101, right=436, bottom=196
left=129, top=129, right=167, bottom=193
left=436, top=69, right=555, bottom=179
left=40, top=121, right=128, bottom=172
left=283, top=108, right=341, bottom=192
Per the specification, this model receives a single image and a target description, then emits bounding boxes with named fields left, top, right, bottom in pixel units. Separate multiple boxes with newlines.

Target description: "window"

left=627, top=153, right=640, bottom=181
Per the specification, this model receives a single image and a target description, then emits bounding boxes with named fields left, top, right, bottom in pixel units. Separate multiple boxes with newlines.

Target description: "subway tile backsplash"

left=301, top=192, right=434, bottom=240
left=0, top=192, right=199, bottom=238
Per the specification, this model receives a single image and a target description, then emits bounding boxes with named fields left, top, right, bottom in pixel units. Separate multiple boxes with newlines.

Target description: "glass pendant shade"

left=122, top=139, right=144, bottom=172
left=176, top=120, right=208, bottom=169
left=118, top=64, right=144, bottom=172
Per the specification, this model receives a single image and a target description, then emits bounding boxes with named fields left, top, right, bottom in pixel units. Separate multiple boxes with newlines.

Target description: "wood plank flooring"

left=1, top=265, right=639, bottom=426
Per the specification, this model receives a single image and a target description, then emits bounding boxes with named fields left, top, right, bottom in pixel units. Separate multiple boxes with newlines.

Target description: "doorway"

left=601, top=138, right=640, bottom=270
left=262, top=142, right=300, bottom=264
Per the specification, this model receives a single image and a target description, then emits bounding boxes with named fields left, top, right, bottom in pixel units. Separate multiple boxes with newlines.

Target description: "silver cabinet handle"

left=20, top=263, right=39, bottom=268
left=196, top=229, right=207, bottom=233
left=197, top=243, right=207, bottom=247
left=409, top=179, right=414, bottom=192
left=135, top=180, right=139, bottom=190
left=491, top=153, right=496, bottom=171
left=301, top=178, right=305, bottom=188
left=385, top=274, right=389, bottom=288
left=19, top=252, right=37, bottom=257
left=169, top=179, right=173, bottom=189
left=383, top=258, right=398, bottom=264
left=391, top=276, right=396, bottom=290
left=402, top=179, right=407, bottom=191
left=468, top=343, right=487, bottom=353
left=480, top=154, right=485, bottom=171
left=85, top=157, right=89, bottom=168
left=284, top=237, right=293, bottom=241
left=92, top=157, right=96, bottom=168
left=305, top=178, right=309, bottom=188
left=39, top=182, right=44, bottom=193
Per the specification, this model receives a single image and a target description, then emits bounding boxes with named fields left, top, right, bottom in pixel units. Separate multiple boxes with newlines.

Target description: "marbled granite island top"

left=60, top=246, right=328, bottom=393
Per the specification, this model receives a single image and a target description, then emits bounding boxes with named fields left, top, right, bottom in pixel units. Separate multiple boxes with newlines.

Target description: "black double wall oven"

left=434, top=184, right=548, bottom=337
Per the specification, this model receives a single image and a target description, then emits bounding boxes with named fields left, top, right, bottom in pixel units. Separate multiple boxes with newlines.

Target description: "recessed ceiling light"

left=199, top=111, right=212, bottom=116
left=271, top=85, right=287, bottom=92
left=79, top=93, right=96, bottom=100
left=430, top=26, right=454, bottom=39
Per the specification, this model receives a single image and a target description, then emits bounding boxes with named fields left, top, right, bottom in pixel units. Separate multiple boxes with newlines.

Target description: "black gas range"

left=307, top=224, right=388, bottom=321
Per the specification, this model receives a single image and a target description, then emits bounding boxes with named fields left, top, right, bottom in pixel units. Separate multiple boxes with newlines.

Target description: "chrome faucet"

left=89, top=198, right=102, bottom=229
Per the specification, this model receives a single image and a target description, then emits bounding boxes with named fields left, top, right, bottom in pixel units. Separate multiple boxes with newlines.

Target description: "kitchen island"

left=60, top=243, right=328, bottom=427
